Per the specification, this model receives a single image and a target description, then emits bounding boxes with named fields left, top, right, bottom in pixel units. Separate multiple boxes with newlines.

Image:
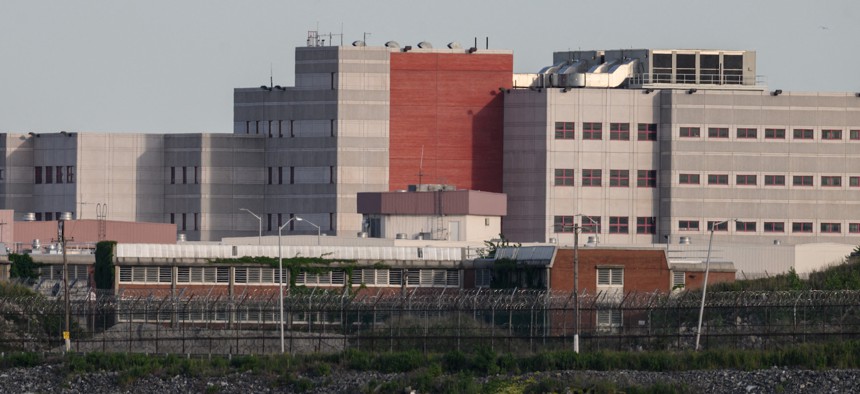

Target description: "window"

left=582, top=216, right=601, bottom=234
left=169, top=213, right=175, bottom=224
left=637, top=123, right=657, bottom=141
left=708, top=127, right=729, bottom=138
left=0, top=168, right=4, bottom=181
left=194, top=166, right=199, bottom=184
left=679, top=173, right=700, bottom=185
left=764, top=222, right=784, bottom=233
left=609, top=170, right=629, bottom=187
left=35, top=167, right=42, bottom=184
left=609, top=217, right=628, bottom=234
left=736, top=221, right=756, bottom=232
left=45, top=212, right=53, bottom=221
left=765, top=128, right=786, bottom=139
left=170, top=167, right=175, bottom=184
left=182, top=166, right=187, bottom=184
left=672, top=271, right=686, bottom=289
left=637, top=170, right=656, bottom=187
left=822, top=129, right=842, bottom=140
left=849, top=223, right=860, bottom=234
left=45, top=166, right=53, bottom=184
left=765, top=175, right=786, bottom=186
left=267, top=213, right=272, bottom=232
left=678, top=220, right=699, bottom=231
left=554, top=169, right=575, bottom=186
left=636, top=217, right=656, bottom=234
left=35, top=213, right=42, bottom=221
left=821, top=223, right=841, bottom=234
left=583, top=122, right=602, bottom=140
left=181, top=213, right=187, bottom=231
left=475, top=269, right=491, bottom=288
left=850, top=176, right=860, bottom=187
left=707, top=221, right=728, bottom=232
left=194, top=213, right=199, bottom=231
left=736, top=174, right=757, bottom=186
left=792, top=222, right=813, bottom=233
left=555, top=122, right=575, bottom=139
left=582, top=169, right=602, bottom=186
left=737, top=128, right=757, bottom=139
left=56, top=167, right=63, bottom=184
left=267, top=167, right=273, bottom=185
left=609, top=123, right=630, bottom=140
left=66, top=166, right=74, bottom=183
left=597, top=267, right=623, bottom=286
left=708, top=174, right=728, bottom=185
left=821, top=176, right=841, bottom=187
left=793, top=176, right=813, bottom=187
left=554, top=216, right=575, bottom=233
left=851, top=130, right=860, bottom=140
left=596, top=309, right=622, bottom=329
left=680, top=127, right=700, bottom=138
left=793, top=129, right=813, bottom=140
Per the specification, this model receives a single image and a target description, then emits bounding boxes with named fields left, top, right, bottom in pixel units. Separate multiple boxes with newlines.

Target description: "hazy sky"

left=1, top=1, right=858, bottom=134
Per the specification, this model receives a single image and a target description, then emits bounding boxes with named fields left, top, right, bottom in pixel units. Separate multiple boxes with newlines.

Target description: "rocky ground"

left=0, top=363, right=858, bottom=393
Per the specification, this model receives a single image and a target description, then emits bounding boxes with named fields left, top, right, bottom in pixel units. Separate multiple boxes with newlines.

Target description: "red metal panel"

left=12, top=220, right=177, bottom=246
left=389, top=52, right=512, bottom=193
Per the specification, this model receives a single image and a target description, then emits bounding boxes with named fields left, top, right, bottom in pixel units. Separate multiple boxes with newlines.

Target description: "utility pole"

left=573, top=223, right=580, bottom=353
left=58, top=212, right=73, bottom=352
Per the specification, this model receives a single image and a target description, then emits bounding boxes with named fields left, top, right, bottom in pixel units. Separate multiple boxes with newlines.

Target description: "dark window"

left=182, top=213, right=187, bottom=231
left=736, top=221, right=756, bottom=232
left=680, top=127, right=700, bottom=138
left=35, top=167, right=42, bottom=184
left=45, top=166, right=53, bottom=184
left=765, top=128, right=786, bottom=139
left=637, top=123, right=657, bottom=141
left=194, top=213, right=199, bottom=231
left=182, top=166, right=187, bottom=184
left=764, top=175, right=786, bottom=186
left=736, top=174, right=757, bottom=186
left=707, top=221, right=728, bottom=231
left=737, top=128, right=757, bottom=139
left=609, top=123, right=630, bottom=140
left=170, top=167, right=175, bottom=184
left=708, top=174, right=728, bottom=185
left=793, top=176, right=814, bottom=187
left=678, top=220, right=699, bottom=231
left=56, top=167, right=63, bottom=184
left=554, top=169, right=575, bottom=186
left=723, top=55, right=744, bottom=84
left=554, top=216, right=575, bottom=233
left=66, top=166, right=74, bottom=183
left=194, top=166, right=199, bottom=184
left=278, top=166, right=283, bottom=185
left=821, top=223, right=841, bottom=234
left=555, top=122, right=575, bottom=139
left=676, top=54, right=696, bottom=83
left=169, top=213, right=175, bottom=224
left=653, top=53, right=672, bottom=82
left=267, top=213, right=272, bottom=231
left=792, top=222, right=813, bottom=233
left=609, top=216, right=628, bottom=234
left=679, top=173, right=700, bottom=185
left=267, top=167, right=273, bottom=185
left=708, top=127, right=729, bottom=138
left=636, top=217, right=656, bottom=234
left=822, top=129, right=842, bottom=140
left=582, top=216, right=601, bottom=233
left=582, top=169, right=602, bottom=186
left=45, top=212, right=53, bottom=221
left=637, top=170, right=656, bottom=187
left=35, top=212, right=42, bottom=221
left=764, top=222, right=785, bottom=233
left=850, top=176, right=860, bottom=187
left=583, top=122, right=602, bottom=140
left=849, top=223, right=860, bottom=233
left=851, top=130, right=860, bottom=140
left=793, top=129, right=814, bottom=140
left=609, top=170, right=629, bottom=187
left=821, top=176, right=841, bottom=187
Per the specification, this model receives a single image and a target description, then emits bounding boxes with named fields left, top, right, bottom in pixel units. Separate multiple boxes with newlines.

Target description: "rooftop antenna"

left=418, top=145, right=425, bottom=187
left=269, top=63, right=273, bottom=88
left=363, top=32, right=372, bottom=44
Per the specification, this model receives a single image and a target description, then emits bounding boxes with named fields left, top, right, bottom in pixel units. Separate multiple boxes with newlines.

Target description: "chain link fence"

left=2, top=286, right=859, bottom=355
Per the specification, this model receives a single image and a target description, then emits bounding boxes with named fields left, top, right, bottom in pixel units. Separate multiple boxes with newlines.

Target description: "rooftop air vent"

left=352, top=40, right=366, bottom=47
left=384, top=41, right=400, bottom=49
left=447, top=41, right=461, bottom=49
left=417, top=41, right=433, bottom=49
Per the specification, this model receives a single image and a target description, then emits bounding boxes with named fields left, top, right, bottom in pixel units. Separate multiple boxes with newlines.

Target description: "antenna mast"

left=418, top=145, right=425, bottom=187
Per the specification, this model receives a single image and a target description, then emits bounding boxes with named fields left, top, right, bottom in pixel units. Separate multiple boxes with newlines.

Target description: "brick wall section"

left=389, top=52, right=512, bottom=192
left=550, top=248, right=671, bottom=293
left=683, top=270, right=735, bottom=291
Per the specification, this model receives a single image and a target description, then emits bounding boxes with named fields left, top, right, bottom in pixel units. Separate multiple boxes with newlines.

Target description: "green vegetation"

left=9, top=253, right=40, bottom=282
left=710, top=252, right=860, bottom=292
left=94, top=241, right=117, bottom=289
left=2, top=341, right=859, bottom=392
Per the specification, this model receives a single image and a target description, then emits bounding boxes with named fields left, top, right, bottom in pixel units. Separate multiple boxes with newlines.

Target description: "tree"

left=477, top=234, right=521, bottom=259
left=9, top=253, right=40, bottom=282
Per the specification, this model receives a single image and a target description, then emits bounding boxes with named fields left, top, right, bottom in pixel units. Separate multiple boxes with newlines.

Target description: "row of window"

left=678, top=174, right=860, bottom=188
left=555, top=122, right=658, bottom=141
left=679, top=127, right=860, bottom=141
left=118, top=266, right=460, bottom=288
left=474, top=267, right=623, bottom=288
left=169, top=213, right=199, bottom=231
left=679, top=220, right=860, bottom=234
left=554, top=216, right=657, bottom=234
left=32, top=211, right=76, bottom=221
left=34, top=166, right=75, bottom=184
left=555, top=169, right=657, bottom=187
left=170, top=166, right=199, bottom=185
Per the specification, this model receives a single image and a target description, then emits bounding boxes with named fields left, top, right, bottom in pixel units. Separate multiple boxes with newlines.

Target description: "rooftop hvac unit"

left=177, top=233, right=186, bottom=242
left=357, top=232, right=368, bottom=238
left=417, top=232, right=433, bottom=240
left=679, top=236, right=692, bottom=245
left=395, top=233, right=408, bottom=239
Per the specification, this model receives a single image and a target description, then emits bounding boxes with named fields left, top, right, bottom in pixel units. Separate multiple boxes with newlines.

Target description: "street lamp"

left=240, top=208, right=262, bottom=245
left=58, top=211, right=73, bottom=352
left=295, top=217, right=321, bottom=246
left=276, top=218, right=293, bottom=354
left=695, top=218, right=736, bottom=351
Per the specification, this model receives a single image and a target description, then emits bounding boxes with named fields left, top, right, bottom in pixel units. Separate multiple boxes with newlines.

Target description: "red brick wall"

left=550, top=249, right=671, bottom=293
left=389, top=52, right=512, bottom=192
left=683, top=270, right=735, bottom=290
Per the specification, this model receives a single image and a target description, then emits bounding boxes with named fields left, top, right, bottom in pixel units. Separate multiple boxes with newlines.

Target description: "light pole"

left=239, top=208, right=262, bottom=245
left=695, top=218, right=735, bottom=351
left=295, top=217, right=321, bottom=246
left=580, top=215, right=600, bottom=244
left=58, top=212, right=73, bottom=352
left=276, top=217, right=294, bottom=354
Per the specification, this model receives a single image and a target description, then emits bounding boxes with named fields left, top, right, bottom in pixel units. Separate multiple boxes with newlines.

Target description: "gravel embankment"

left=1, top=364, right=858, bottom=393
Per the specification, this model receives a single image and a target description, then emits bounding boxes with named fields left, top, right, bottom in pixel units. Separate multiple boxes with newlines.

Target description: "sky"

left=1, top=0, right=858, bottom=134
